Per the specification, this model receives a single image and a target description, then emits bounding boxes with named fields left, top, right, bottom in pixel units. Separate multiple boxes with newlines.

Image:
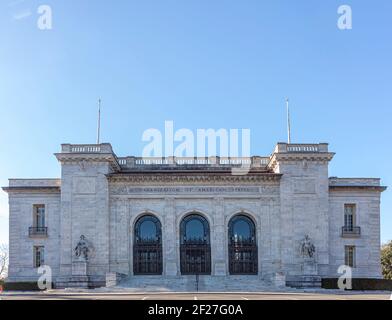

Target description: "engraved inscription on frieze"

left=110, top=185, right=264, bottom=195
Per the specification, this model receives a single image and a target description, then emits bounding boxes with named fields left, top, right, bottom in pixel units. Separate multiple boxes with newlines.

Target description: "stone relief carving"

left=294, top=178, right=316, bottom=194
left=73, top=177, right=96, bottom=194
left=300, top=235, right=316, bottom=259
left=79, top=160, right=87, bottom=171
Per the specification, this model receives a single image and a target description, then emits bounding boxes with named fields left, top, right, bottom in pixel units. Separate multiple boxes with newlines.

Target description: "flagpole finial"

left=286, top=98, right=291, bottom=144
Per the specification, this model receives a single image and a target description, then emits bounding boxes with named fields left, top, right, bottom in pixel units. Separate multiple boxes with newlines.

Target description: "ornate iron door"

left=228, top=215, right=258, bottom=274
left=180, top=240, right=211, bottom=275
left=133, top=240, right=162, bottom=275
left=229, top=241, right=258, bottom=274
left=180, top=214, right=211, bottom=275
left=133, top=215, right=162, bottom=275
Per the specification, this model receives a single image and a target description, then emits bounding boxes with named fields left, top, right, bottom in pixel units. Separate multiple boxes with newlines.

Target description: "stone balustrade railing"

left=59, top=143, right=330, bottom=169
left=274, top=143, right=328, bottom=153
left=117, top=156, right=270, bottom=169
left=61, top=143, right=114, bottom=154
left=287, top=145, right=319, bottom=152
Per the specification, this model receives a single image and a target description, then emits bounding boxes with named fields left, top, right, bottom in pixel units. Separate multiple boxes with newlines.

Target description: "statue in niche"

left=74, top=235, right=90, bottom=261
left=300, top=235, right=316, bottom=259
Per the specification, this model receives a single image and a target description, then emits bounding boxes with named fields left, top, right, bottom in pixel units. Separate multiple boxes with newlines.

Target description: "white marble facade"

left=3, top=142, right=386, bottom=288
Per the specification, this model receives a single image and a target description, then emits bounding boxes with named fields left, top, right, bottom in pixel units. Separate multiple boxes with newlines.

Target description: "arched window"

left=180, top=214, right=211, bottom=275
left=228, top=214, right=258, bottom=274
left=133, top=215, right=162, bottom=275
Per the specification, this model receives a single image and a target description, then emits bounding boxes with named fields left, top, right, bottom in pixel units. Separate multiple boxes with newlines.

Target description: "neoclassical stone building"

left=3, top=142, right=386, bottom=289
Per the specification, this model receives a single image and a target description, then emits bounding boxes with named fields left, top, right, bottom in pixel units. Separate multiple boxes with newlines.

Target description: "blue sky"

left=0, top=0, right=391, bottom=244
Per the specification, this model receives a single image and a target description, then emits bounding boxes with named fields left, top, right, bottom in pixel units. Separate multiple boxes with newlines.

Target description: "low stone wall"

left=3, top=281, right=42, bottom=291
left=322, top=278, right=392, bottom=290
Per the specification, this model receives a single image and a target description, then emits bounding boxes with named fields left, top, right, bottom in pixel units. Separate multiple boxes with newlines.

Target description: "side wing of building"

left=328, top=178, right=385, bottom=278
left=3, top=179, right=61, bottom=282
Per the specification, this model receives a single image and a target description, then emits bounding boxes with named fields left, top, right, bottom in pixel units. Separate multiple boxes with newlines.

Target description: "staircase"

left=116, top=275, right=275, bottom=292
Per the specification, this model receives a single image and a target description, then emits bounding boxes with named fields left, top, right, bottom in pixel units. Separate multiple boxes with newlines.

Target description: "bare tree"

left=0, top=244, right=9, bottom=280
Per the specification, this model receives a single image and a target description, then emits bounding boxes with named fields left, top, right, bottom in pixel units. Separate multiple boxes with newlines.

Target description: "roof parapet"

left=8, top=179, right=61, bottom=187
left=273, top=142, right=329, bottom=153
left=329, top=177, right=386, bottom=191
left=61, top=143, right=114, bottom=154
left=56, top=143, right=120, bottom=171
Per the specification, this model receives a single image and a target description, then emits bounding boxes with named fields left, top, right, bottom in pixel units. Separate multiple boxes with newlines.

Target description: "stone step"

left=117, top=275, right=274, bottom=292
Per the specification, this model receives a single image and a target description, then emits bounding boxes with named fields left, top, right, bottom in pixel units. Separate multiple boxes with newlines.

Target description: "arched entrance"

left=133, top=215, right=162, bottom=275
left=228, top=214, right=258, bottom=274
left=180, top=214, right=211, bottom=275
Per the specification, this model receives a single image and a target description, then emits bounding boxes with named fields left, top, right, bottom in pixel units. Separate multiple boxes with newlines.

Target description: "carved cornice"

left=329, top=185, right=387, bottom=192
left=268, top=152, right=335, bottom=171
left=2, top=186, right=60, bottom=194
left=55, top=153, right=121, bottom=171
left=107, top=172, right=282, bottom=185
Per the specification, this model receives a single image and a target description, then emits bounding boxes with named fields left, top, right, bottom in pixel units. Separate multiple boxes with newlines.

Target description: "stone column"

left=164, top=197, right=177, bottom=276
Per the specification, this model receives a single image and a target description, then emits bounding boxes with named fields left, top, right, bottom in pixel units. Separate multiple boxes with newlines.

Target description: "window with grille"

left=345, top=245, right=356, bottom=267
left=33, top=246, right=44, bottom=268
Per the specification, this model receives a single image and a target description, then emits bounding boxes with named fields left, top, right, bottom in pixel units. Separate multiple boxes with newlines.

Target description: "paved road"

left=1, top=291, right=391, bottom=300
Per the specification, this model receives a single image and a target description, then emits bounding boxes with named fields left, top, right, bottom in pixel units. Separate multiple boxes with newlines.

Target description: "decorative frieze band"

left=107, top=173, right=281, bottom=184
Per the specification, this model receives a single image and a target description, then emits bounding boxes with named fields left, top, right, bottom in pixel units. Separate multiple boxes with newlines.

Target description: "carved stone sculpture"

left=74, top=235, right=90, bottom=261
left=300, top=235, right=316, bottom=259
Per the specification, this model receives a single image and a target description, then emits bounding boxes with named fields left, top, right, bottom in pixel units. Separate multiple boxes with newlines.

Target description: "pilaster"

left=164, top=197, right=177, bottom=276
left=213, top=197, right=226, bottom=275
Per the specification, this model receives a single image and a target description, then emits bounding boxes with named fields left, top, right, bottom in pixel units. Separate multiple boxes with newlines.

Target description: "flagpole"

left=97, top=98, right=101, bottom=144
left=286, top=98, right=291, bottom=144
